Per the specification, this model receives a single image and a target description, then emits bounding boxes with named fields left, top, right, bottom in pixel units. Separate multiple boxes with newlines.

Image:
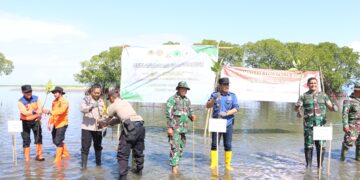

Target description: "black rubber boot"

left=81, top=153, right=88, bottom=169
left=316, top=147, right=325, bottom=169
left=95, top=151, right=101, bottom=166
left=356, top=146, right=360, bottom=161
left=305, top=148, right=313, bottom=168
left=340, top=144, right=348, bottom=161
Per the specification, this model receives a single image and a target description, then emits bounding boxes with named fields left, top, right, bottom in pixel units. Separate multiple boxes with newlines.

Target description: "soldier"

left=166, top=81, right=197, bottom=174
left=295, top=77, right=338, bottom=168
left=206, top=77, right=239, bottom=171
left=98, top=90, right=145, bottom=180
left=340, top=82, right=360, bottom=161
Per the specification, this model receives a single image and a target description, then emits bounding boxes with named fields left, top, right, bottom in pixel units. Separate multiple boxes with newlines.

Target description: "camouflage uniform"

left=341, top=83, right=360, bottom=161
left=166, top=82, right=194, bottom=167
left=297, top=90, right=333, bottom=167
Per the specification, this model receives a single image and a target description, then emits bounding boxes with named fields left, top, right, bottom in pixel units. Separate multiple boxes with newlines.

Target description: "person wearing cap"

left=340, top=82, right=360, bottom=161
left=47, top=86, right=69, bottom=163
left=79, top=84, right=106, bottom=169
left=97, top=89, right=145, bottom=180
left=294, top=77, right=338, bottom=168
left=206, top=77, right=239, bottom=171
left=166, top=81, right=197, bottom=174
left=17, top=85, right=49, bottom=162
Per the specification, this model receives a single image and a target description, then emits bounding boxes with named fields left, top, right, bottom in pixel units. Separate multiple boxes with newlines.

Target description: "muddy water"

left=0, top=87, right=358, bottom=180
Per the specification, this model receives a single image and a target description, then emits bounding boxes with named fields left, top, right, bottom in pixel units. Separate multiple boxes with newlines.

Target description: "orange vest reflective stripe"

left=19, top=96, right=39, bottom=121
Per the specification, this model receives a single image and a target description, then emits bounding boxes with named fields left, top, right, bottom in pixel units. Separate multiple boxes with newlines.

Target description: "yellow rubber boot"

left=62, top=144, right=70, bottom=158
left=53, top=147, right=63, bottom=163
left=24, top=147, right=30, bottom=162
left=35, top=144, right=45, bottom=161
left=225, top=151, right=233, bottom=171
left=210, top=150, right=218, bottom=169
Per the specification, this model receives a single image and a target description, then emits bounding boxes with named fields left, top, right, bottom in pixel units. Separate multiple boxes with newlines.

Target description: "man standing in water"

left=340, top=82, right=360, bottom=161
left=47, top=86, right=69, bottom=163
left=98, top=90, right=145, bottom=180
left=206, top=77, right=239, bottom=171
left=79, top=84, right=106, bottom=169
left=17, top=85, right=48, bottom=162
left=166, top=81, right=197, bottom=174
left=295, top=77, right=338, bottom=168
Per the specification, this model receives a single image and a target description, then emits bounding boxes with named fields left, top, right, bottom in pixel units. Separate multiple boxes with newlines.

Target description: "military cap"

left=176, top=81, right=190, bottom=90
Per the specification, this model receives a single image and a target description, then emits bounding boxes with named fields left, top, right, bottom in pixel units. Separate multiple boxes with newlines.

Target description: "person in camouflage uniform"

left=340, top=82, right=360, bottom=161
left=295, top=77, right=338, bottom=168
left=166, top=81, right=196, bottom=174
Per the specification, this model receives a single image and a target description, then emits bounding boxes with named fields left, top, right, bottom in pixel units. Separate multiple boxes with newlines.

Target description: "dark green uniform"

left=341, top=94, right=360, bottom=160
left=166, top=93, right=194, bottom=166
left=297, top=90, right=334, bottom=168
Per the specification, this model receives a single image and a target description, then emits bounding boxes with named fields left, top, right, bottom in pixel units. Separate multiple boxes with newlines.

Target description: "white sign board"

left=208, top=118, right=227, bottom=133
left=120, top=45, right=217, bottom=105
left=313, top=126, right=333, bottom=140
left=8, top=121, right=23, bottom=133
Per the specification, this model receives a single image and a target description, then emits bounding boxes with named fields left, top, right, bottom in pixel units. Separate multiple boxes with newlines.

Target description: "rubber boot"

left=81, top=153, right=88, bottom=169
left=225, top=151, right=233, bottom=171
left=95, top=150, right=101, bottom=166
left=53, top=147, right=63, bottom=163
left=316, top=147, right=325, bottom=169
left=35, top=144, right=45, bottom=161
left=304, top=148, right=313, bottom=168
left=62, top=144, right=70, bottom=158
left=210, top=150, right=218, bottom=169
left=356, top=146, right=360, bottom=161
left=24, top=147, right=30, bottom=162
left=340, top=144, right=348, bottom=161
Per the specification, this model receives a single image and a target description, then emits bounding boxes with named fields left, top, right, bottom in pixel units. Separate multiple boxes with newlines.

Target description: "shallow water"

left=0, top=86, right=358, bottom=180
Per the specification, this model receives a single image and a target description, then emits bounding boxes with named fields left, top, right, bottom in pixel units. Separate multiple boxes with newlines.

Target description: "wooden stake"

left=192, top=122, right=195, bottom=179
left=319, top=143, right=323, bottom=179
left=327, top=123, right=332, bottom=176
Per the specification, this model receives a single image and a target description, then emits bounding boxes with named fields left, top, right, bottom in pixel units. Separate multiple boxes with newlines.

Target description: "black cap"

left=21, top=85, right=32, bottom=93
left=107, top=89, right=119, bottom=100
left=51, top=86, right=65, bottom=95
left=218, top=77, right=230, bottom=85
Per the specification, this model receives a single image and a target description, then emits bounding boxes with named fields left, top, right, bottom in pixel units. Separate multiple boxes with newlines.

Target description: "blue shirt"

left=208, top=91, right=239, bottom=126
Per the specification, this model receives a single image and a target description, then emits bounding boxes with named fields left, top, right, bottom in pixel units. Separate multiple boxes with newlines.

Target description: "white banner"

left=120, top=45, right=217, bottom=104
left=221, top=66, right=321, bottom=102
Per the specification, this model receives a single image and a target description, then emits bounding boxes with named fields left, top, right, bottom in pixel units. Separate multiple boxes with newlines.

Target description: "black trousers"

left=118, top=122, right=145, bottom=177
left=81, top=129, right=103, bottom=155
left=21, top=120, right=42, bottom=148
left=52, top=125, right=68, bottom=147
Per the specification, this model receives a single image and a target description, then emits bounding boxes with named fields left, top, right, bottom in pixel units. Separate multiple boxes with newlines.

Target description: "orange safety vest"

left=49, top=97, right=69, bottom=128
left=18, top=95, right=41, bottom=121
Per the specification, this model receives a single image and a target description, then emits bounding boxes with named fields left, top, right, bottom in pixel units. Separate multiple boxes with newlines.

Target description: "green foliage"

left=242, top=39, right=360, bottom=92
left=0, top=52, right=14, bottom=76
left=163, top=41, right=180, bottom=45
left=74, top=46, right=122, bottom=89
left=45, top=80, right=55, bottom=94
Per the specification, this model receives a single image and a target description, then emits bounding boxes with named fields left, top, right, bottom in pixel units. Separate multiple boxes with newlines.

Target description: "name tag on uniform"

left=209, top=118, right=227, bottom=133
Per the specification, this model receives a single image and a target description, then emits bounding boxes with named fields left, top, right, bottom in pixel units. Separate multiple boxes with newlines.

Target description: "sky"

left=0, top=0, right=359, bottom=85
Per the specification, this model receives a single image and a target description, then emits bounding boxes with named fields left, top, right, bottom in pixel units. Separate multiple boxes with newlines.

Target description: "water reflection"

left=0, top=87, right=354, bottom=179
